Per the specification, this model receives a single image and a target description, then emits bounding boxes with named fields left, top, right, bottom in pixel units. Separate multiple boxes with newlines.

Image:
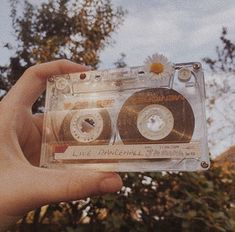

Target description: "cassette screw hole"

left=48, top=77, right=54, bottom=82
left=193, top=63, right=201, bottom=70
left=201, top=161, right=209, bottom=169
left=80, top=73, right=86, bottom=80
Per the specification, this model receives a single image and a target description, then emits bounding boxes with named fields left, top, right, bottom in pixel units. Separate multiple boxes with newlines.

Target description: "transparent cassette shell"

left=40, top=62, right=210, bottom=172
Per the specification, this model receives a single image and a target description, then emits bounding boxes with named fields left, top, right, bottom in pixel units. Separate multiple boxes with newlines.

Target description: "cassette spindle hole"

left=81, top=118, right=95, bottom=134
left=137, top=104, right=174, bottom=141
left=70, top=112, right=104, bottom=143
left=147, top=114, right=165, bottom=132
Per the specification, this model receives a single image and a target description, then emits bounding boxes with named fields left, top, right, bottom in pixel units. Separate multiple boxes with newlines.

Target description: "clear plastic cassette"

left=40, top=55, right=210, bottom=172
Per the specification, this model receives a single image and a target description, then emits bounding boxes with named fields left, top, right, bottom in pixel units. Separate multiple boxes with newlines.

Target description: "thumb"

left=23, top=167, right=122, bottom=212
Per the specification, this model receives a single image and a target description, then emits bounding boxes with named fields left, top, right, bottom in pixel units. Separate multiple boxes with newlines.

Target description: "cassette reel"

left=117, top=88, right=194, bottom=144
left=59, top=107, right=111, bottom=145
left=40, top=53, right=210, bottom=172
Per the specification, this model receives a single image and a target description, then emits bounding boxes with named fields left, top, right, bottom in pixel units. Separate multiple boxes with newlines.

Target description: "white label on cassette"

left=54, top=142, right=200, bottom=160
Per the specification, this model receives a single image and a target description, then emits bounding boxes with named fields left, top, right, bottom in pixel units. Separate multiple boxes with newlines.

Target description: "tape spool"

left=117, top=88, right=195, bottom=144
left=59, top=105, right=112, bottom=145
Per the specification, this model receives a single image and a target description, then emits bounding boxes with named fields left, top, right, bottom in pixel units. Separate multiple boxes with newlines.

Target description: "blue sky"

left=0, top=0, right=235, bottom=68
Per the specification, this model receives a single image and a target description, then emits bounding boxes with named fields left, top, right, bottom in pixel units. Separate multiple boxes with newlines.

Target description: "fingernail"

left=99, top=174, right=123, bottom=193
left=79, top=64, right=92, bottom=71
left=86, top=65, right=94, bottom=70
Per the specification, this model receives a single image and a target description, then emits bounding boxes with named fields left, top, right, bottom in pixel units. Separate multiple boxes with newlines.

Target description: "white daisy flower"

left=144, top=53, right=174, bottom=79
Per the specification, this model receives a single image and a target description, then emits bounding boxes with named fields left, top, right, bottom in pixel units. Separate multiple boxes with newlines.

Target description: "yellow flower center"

left=150, top=63, right=164, bottom=74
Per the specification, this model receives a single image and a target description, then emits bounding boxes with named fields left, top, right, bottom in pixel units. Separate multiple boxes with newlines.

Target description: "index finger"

left=3, top=60, right=89, bottom=108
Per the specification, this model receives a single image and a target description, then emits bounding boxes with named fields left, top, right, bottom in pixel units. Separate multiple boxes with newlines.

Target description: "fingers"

left=23, top=114, right=44, bottom=166
left=3, top=60, right=89, bottom=108
left=23, top=168, right=122, bottom=213
left=32, top=113, right=44, bottom=136
left=0, top=165, right=122, bottom=217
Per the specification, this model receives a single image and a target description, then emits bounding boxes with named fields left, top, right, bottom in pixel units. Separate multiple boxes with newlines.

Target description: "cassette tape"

left=40, top=53, right=210, bottom=171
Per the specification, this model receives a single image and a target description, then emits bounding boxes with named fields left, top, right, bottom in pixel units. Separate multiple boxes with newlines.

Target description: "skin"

left=0, top=60, right=123, bottom=230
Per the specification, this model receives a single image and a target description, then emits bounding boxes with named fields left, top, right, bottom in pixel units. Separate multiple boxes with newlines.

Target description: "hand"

left=0, top=60, right=122, bottom=230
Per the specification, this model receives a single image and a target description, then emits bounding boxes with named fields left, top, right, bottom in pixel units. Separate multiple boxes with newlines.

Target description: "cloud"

left=100, top=0, right=235, bottom=68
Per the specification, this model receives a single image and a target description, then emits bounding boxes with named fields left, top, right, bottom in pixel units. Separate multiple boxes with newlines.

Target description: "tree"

left=204, top=27, right=235, bottom=73
left=113, top=53, right=127, bottom=68
left=12, top=164, right=235, bottom=232
left=0, top=0, right=126, bottom=111
left=203, top=28, right=235, bottom=156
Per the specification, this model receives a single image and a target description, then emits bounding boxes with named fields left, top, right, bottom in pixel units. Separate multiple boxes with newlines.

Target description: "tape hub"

left=70, top=111, right=103, bottom=143
left=137, top=104, right=174, bottom=140
left=80, top=118, right=95, bottom=133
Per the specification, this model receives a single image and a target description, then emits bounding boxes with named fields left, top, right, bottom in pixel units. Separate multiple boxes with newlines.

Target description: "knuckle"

left=58, top=59, right=70, bottom=66
left=24, top=65, right=34, bottom=74
left=0, top=101, right=12, bottom=116
left=60, top=58, right=69, bottom=63
left=23, top=65, right=38, bottom=77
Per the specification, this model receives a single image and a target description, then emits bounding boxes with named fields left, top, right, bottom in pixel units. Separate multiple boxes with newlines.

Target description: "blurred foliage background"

left=0, top=0, right=234, bottom=232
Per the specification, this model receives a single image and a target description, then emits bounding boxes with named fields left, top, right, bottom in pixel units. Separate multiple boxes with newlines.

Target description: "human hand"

left=0, top=60, right=123, bottom=230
